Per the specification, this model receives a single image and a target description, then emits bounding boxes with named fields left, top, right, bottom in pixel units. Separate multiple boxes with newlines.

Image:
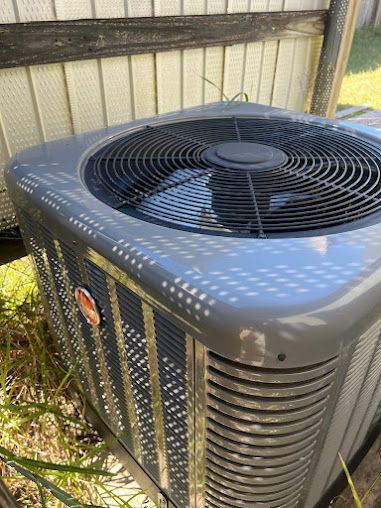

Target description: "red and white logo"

left=74, top=287, right=101, bottom=326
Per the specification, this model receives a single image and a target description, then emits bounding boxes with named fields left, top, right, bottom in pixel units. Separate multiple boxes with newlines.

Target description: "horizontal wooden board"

left=0, top=10, right=327, bottom=69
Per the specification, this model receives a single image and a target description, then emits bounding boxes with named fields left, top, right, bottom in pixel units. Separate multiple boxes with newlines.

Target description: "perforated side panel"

left=19, top=213, right=71, bottom=364
left=154, top=311, right=189, bottom=506
left=115, top=281, right=160, bottom=479
left=304, top=329, right=381, bottom=506
left=84, top=260, right=134, bottom=439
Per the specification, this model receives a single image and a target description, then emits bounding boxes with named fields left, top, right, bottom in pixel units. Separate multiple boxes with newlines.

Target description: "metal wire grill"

left=84, top=116, right=381, bottom=237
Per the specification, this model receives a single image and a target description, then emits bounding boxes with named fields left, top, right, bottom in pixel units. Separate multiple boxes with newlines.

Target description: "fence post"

left=310, top=0, right=361, bottom=118
left=374, top=2, right=381, bottom=27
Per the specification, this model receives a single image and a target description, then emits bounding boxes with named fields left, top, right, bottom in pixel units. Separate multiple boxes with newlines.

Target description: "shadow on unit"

left=6, top=102, right=381, bottom=508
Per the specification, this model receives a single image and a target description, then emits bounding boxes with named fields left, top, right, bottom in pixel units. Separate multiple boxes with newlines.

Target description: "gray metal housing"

left=6, top=102, right=381, bottom=508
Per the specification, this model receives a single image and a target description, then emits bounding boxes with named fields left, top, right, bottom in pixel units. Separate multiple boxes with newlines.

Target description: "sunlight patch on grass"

left=338, top=27, right=381, bottom=111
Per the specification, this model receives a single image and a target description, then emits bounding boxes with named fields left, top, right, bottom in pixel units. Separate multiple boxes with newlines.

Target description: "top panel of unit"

left=83, top=115, right=381, bottom=238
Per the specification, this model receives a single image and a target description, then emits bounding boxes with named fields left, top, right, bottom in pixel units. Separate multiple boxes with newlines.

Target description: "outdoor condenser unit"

left=6, top=102, right=381, bottom=508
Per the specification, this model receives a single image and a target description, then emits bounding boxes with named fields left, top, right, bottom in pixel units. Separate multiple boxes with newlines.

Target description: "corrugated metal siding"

left=0, top=0, right=327, bottom=229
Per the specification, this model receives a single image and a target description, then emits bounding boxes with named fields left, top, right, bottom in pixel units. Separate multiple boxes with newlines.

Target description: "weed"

left=0, top=258, right=144, bottom=507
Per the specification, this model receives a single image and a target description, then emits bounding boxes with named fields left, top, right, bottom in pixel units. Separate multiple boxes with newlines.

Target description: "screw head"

left=157, top=493, right=168, bottom=508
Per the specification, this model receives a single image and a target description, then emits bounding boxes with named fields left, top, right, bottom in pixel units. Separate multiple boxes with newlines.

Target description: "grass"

left=0, top=258, right=145, bottom=507
left=338, top=26, right=381, bottom=111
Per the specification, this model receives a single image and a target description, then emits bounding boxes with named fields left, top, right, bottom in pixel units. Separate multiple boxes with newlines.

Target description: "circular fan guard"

left=84, top=117, right=381, bottom=238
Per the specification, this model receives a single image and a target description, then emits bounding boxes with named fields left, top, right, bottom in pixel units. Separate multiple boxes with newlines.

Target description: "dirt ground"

left=329, top=435, right=381, bottom=507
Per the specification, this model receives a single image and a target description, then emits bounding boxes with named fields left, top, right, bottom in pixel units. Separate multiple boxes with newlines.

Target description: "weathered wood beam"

left=310, top=0, right=361, bottom=118
left=0, top=10, right=327, bottom=69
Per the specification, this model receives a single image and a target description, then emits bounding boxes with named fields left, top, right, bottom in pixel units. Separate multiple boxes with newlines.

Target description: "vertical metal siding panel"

left=30, top=64, right=73, bottom=140
left=257, top=41, right=280, bottom=105
left=243, top=42, right=264, bottom=102
left=100, top=58, right=133, bottom=125
left=257, top=0, right=283, bottom=105
left=304, top=336, right=379, bottom=507
left=206, top=0, right=226, bottom=13
left=54, top=0, right=92, bottom=20
left=203, top=47, right=225, bottom=103
left=92, top=0, right=125, bottom=17
left=223, top=44, right=246, bottom=100
left=282, top=0, right=321, bottom=112
left=131, top=54, right=157, bottom=118
left=244, top=1, right=271, bottom=102
left=271, top=38, right=296, bottom=108
left=55, top=1, right=105, bottom=133
left=286, top=38, right=311, bottom=111
left=0, top=68, right=43, bottom=154
left=0, top=0, right=15, bottom=223
left=271, top=0, right=299, bottom=109
left=64, top=60, right=105, bottom=133
left=223, top=1, right=248, bottom=100
left=128, top=0, right=154, bottom=17
left=227, top=0, right=249, bottom=11
left=183, top=1, right=204, bottom=109
left=94, top=2, right=134, bottom=126
left=203, top=1, right=226, bottom=104
left=14, top=3, right=73, bottom=143
left=0, top=111, right=15, bottom=229
left=15, top=0, right=55, bottom=21
left=183, top=49, right=204, bottom=108
left=0, top=0, right=17, bottom=22
left=155, top=1, right=182, bottom=114
left=128, top=1, right=157, bottom=119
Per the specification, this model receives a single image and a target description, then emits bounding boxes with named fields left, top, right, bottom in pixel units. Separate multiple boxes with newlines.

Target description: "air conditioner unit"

left=6, top=102, right=381, bottom=508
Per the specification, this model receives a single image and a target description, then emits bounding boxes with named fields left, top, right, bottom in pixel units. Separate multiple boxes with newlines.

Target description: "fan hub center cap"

left=204, top=142, right=287, bottom=170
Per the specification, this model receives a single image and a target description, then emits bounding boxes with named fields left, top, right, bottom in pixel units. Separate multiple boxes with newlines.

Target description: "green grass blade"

left=338, top=453, right=363, bottom=508
left=6, top=461, right=85, bottom=508
left=200, top=76, right=230, bottom=101
left=0, top=447, right=114, bottom=477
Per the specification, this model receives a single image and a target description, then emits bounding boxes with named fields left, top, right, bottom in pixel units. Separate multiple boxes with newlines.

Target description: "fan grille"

left=84, top=116, right=381, bottom=238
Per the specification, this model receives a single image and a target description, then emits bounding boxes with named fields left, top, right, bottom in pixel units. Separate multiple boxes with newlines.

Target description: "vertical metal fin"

left=142, top=302, right=169, bottom=491
left=115, top=282, right=160, bottom=479
left=153, top=310, right=192, bottom=506
left=58, top=240, right=106, bottom=417
left=83, top=260, right=131, bottom=435
left=195, top=341, right=207, bottom=508
left=107, top=276, right=143, bottom=462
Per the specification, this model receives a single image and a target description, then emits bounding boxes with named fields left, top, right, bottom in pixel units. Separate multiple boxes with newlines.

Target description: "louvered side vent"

left=331, top=322, right=381, bottom=480
left=115, top=281, right=160, bottom=480
left=154, top=311, right=189, bottom=506
left=205, top=352, right=338, bottom=508
left=305, top=324, right=381, bottom=506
